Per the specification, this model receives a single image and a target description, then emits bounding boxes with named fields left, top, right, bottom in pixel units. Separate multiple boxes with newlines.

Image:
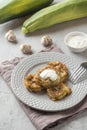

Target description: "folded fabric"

left=0, top=45, right=87, bottom=130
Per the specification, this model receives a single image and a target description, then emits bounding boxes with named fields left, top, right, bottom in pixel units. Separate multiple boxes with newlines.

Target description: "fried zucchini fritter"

left=34, top=61, right=69, bottom=88
left=47, top=83, right=71, bottom=101
left=24, top=74, right=44, bottom=92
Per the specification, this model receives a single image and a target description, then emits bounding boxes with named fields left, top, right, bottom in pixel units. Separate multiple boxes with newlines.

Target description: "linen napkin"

left=0, top=45, right=87, bottom=130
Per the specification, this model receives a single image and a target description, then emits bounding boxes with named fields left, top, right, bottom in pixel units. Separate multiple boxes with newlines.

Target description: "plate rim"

left=11, top=52, right=87, bottom=112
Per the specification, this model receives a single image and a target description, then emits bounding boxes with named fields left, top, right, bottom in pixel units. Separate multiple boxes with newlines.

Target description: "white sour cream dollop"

left=40, top=69, right=58, bottom=81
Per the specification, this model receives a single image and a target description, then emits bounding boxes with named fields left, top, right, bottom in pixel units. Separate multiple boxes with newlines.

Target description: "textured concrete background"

left=0, top=0, right=87, bottom=130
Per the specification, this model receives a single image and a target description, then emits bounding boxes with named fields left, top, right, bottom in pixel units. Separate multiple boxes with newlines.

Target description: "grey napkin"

left=0, top=45, right=87, bottom=130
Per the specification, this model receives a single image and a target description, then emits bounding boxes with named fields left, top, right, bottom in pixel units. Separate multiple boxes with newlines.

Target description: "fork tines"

left=69, top=65, right=87, bottom=84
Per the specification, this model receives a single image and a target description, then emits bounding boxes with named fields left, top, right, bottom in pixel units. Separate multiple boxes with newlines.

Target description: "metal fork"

left=69, top=62, right=87, bottom=84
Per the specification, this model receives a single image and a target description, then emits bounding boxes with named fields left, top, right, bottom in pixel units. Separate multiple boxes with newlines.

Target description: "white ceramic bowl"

left=64, top=31, right=87, bottom=53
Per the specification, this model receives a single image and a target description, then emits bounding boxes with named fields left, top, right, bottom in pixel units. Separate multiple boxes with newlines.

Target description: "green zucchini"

left=0, top=0, right=53, bottom=24
left=22, top=0, right=87, bottom=34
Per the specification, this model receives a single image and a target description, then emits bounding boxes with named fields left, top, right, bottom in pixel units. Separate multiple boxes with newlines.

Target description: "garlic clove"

left=41, top=35, right=53, bottom=47
left=20, top=44, right=32, bottom=54
left=5, top=30, right=13, bottom=38
left=5, top=30, right=17, bottom=43
left=7, top=34, right=17, bottom=43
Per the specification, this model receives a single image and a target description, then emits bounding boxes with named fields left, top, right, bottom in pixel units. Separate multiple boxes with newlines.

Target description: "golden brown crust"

left=34, top=61, right=69, bottom=88
left=47, top=82, right=71, bottom=101
left=24, top=74, right=44, bottom=92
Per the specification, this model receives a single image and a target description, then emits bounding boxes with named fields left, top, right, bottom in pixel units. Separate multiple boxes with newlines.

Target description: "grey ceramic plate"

left=11, top=52, right=87, bottom=112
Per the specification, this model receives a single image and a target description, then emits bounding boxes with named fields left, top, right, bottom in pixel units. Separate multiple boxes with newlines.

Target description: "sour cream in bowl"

left=64, top=31, right=87, bottom=53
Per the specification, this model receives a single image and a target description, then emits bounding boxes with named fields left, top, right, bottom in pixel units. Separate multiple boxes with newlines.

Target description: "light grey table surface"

left=0, top=0, right=87, bottom=130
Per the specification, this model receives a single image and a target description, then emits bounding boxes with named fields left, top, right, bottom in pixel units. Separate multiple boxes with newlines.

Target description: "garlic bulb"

left=20, top=44, right=32, bottom=54
left=5, top=30, right=17, bottom=43
left=41, top=35, right=53, bottom=47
